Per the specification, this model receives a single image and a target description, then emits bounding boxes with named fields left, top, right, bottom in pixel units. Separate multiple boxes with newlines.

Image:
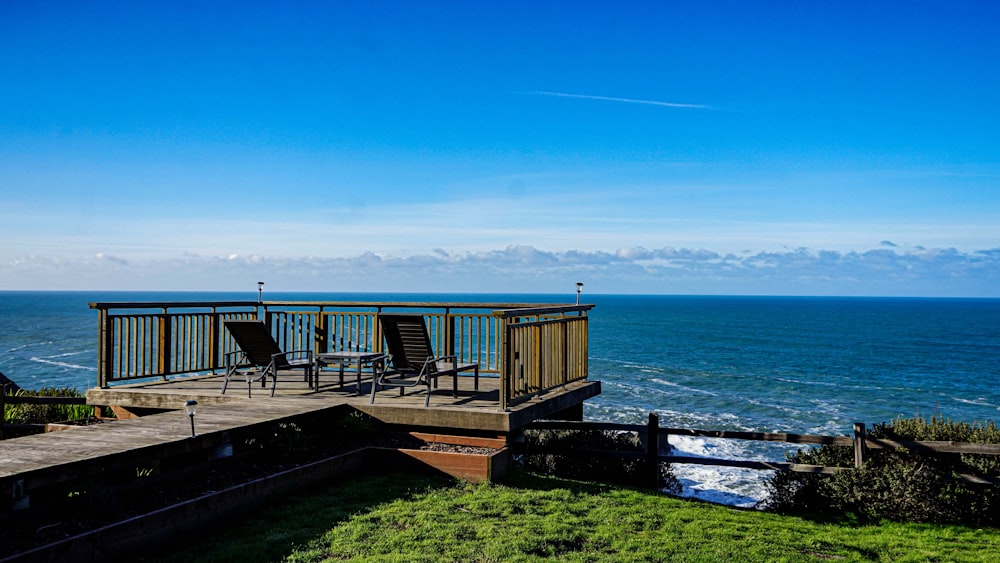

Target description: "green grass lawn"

left=149, top=472, right=1000, bottom=562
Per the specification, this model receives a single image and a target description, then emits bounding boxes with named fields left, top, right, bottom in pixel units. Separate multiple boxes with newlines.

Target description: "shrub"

left=3, top=386, right=93, bottom=424
left=762, top=415, right=1000, bottom=526
left=522, top=428, right=680, bottom=492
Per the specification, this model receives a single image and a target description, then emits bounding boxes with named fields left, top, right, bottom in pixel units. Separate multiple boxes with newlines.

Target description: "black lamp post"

left=184, top=399, right=198, bottom=438
left=257, top=281, right=265, bottom=304
left=576, top=282, right=584, bottom=305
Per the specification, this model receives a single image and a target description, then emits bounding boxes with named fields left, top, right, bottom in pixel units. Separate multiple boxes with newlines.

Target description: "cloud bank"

left=3, top=245, right=998, bottom=297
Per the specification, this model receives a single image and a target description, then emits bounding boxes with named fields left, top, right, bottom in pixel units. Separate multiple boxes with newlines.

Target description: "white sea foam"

left=6, top=341, right=55, bottom=353
left=649, top=378, right=719, bottom=396
left=745, top=397, right=802, bottom=416
left=666, top=435, right=775, bottom=508
left=774, top=376, right=837, bottom=387
left=672, top=470, right=770, bottom=508
left=43, top=350, right=92, bottom=359
left=29, top=357, right=98, bottom=371
left=952, top=397, right=996, bottom=408
left=806, top=419, right=851, bottom=436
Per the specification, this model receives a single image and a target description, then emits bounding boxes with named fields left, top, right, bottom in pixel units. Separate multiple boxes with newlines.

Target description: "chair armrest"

left=271, top=350, right=313, bottom=362
left=420, top=355, right=457, bottom=375
left=224, top=350, right=248, bottom=367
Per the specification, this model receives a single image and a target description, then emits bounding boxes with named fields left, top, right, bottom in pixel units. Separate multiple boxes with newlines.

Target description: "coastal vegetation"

left=151, top=471, right=1000, bottom=562
left=521, top=427, right=680, bottom=492
left=764, top=415, right=1000, bottom=526
left=2, top=386, right=94, bottom=424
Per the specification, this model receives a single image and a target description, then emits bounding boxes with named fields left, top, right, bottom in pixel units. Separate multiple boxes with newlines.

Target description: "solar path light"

left=184, top=399, right=198, bottom=438
left=576, top=282, right=584, bottom=305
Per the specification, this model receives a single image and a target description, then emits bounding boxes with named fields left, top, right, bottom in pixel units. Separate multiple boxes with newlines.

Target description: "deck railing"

left=89, top=300, right=593, bottom=409
left=498, top=307, right=590, bottom=409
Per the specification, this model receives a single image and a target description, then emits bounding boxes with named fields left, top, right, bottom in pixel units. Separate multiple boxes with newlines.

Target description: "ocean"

left=2, top=291, right=999, bottom=506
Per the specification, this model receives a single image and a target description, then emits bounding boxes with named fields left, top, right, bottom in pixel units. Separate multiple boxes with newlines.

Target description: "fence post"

left=853, top=422, right=867, bottom=468
left=647, top=412, right=660, bottom=489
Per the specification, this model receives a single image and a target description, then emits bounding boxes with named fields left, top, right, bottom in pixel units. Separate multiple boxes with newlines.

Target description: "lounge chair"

left=221, top=320, right=313, bottom=397
left=371, top=313, right=479, bottom=407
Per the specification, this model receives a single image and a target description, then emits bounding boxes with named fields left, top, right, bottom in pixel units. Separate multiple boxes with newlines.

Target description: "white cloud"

left=526, top=91, right=713, bottom=110
left=3, top=244, right=998, bottom=297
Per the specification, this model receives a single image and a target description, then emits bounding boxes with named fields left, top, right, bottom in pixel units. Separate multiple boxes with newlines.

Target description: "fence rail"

left=89, top=300, right=593, bottom=409
left=1, top=390, right=88, bottom=440
left=523, top=415, right=1000, bottom=488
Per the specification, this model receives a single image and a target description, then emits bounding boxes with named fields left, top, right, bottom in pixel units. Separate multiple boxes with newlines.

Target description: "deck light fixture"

left=184, top=399, right=198, bottom=438
left=257, top=281, right=265, bottom=303
left=576, top=282, right=584, bottom=305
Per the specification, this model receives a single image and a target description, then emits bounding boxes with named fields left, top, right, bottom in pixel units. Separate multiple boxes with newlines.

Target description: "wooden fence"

left=0, top=389, right=87, bottom=440
left=523, top=415, right=1000, bottom=488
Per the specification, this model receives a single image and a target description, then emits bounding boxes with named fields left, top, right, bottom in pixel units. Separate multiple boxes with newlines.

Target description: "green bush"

left=763, top=415, right=1000, bottom=526
left=3, top=386, right=94, bottom=424
left=522, top=428, right=680, bottom=492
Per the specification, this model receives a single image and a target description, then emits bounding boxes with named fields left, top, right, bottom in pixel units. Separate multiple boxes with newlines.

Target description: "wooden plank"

left=528, top=420, right=644, bottom=433
left=3, top=396, right=88, bottom=406
left=666, top=455, right=846, bottom=475
left=866, top=439, right=1000, bottom=456
left=407, top=432, right=507, bottom=449
left=496, top=305, right=594, bottom=318
left=661, top=427, right=854, bottom=447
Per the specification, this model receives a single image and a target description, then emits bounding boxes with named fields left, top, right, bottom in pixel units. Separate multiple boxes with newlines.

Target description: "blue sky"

left=2, top=1, right=999, bottom=296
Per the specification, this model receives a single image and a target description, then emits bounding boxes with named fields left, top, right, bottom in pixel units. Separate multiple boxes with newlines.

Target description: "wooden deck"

left=1, top=370, right=599, bottom=513
left=85, top=370, right=601, bottom=433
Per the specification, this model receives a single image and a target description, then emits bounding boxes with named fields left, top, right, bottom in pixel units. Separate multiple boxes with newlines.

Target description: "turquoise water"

left=3, top=291, right=998, bottom=504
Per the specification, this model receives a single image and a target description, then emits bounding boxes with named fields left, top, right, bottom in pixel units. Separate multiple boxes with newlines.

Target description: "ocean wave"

left=667, top=435, right=783, bottom=507
left=648, top=378, right=719, bottom=396
left=745, top=398, right=802, bottom=416
left=807, top=420, right=852, bottom=436
left=5, top=341, right=55, bottom=353
left=672, top=473, right=767, bottom=509
left=773, top=376, right=837, bottom=387
left=43, top=350, right=94, bottom=359
left=29, top=357, right=98, bottom=371
left=951, top=397, right=996, bottom=408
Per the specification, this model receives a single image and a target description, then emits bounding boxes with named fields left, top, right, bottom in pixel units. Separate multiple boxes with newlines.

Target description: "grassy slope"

left=148, top=472, right=1000, bottom=563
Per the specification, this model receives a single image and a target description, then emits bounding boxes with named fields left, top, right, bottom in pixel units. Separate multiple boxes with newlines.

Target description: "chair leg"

left=222, top=366, right=241, bottom=395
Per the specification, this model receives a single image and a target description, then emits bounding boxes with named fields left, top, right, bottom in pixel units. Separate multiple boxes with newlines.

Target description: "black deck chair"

left=371, top=313, right=479, bottom=407
left=221, top=320, right=313, bottom=397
